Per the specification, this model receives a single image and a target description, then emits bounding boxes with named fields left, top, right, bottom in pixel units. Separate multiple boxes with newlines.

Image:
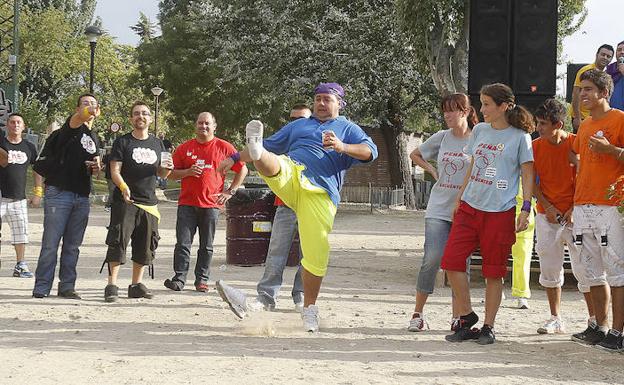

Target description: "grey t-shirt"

left=461, top=123, right=533, bottom=212
left=419, top=129, right=471, bottom=221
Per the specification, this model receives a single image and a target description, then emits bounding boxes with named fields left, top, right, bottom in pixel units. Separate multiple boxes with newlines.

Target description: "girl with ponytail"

left=407, top=93, right=477, bottom=332
left=439, top=83, right=535, bottom=345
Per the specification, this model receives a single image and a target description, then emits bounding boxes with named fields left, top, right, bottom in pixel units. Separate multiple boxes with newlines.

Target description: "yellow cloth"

left=260, top=155, right=337, bottom=277
left=572, top=63, right=597, bottom=121
left=134, top=203, right=161, bottom=223
left=511, top=185, right=535, bottom=298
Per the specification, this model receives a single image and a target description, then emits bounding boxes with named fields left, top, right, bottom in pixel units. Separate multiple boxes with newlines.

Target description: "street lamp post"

left=151, top=86, right=164, bottom=133
left=84, top=25, right=103, bottom=93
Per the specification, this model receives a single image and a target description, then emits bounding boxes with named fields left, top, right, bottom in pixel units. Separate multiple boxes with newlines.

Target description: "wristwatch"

left=227, top=188, right=238, bottom=195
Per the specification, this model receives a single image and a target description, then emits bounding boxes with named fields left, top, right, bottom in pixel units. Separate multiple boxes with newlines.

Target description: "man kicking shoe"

left=217, top=83, right=378, bottom=332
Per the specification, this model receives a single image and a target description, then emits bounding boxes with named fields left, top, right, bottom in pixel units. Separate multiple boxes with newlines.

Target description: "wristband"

left=33, top=186, right=44, bottom=198
left=119, top=182, right=129, bottom=192
left=521, top=200, right=532, bottom=213
left=230, top=152, right=241, bottom=162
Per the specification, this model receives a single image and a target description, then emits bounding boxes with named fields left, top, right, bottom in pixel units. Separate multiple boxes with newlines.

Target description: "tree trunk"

left=381, top=98, right=416, bottom=209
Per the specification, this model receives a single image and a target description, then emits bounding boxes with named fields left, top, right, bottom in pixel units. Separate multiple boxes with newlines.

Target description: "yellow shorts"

left=260, top=155, right=337, bottom=277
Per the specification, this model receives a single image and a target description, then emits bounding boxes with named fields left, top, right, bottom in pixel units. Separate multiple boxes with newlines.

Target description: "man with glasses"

left=33, top=93, right=101, bottom=299
left=102, top=101, right=173, bottom=302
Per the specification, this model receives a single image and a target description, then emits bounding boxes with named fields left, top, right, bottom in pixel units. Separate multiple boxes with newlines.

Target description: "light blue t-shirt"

left=461, top=122, right=533, bottom=212
left=419, top=129, right=471, bottom=221
left=263, top=116, right=378, bottom=207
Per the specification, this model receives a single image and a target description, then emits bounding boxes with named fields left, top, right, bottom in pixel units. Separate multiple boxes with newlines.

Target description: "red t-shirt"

left=173, top=138, right=243, bottom=208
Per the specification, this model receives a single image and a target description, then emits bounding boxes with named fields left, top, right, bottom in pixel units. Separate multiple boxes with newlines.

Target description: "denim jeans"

left=256, top=205, right=303, bottom=306
left=33, top=185, right=90, bottom=295
left=416, top=218, right=454, bottom=294
left=172, top=205, right=219, bottom=286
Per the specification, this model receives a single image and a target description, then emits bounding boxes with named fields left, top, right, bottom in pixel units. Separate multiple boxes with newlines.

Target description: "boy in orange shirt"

left=571, top=69, right=624, bottom=352
left=532, top=99, right=598, bottom=335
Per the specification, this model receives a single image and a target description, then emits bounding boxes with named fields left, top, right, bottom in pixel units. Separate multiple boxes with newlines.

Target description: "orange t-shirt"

left=533, top=134, right=576, bottom=214
left=572, top=109, right=624, bottom=205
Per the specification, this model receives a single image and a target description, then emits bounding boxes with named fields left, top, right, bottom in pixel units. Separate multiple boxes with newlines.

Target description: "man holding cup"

left=102, top=101, right=173, bottom=302
left=216, top=83, right=378, bottom=332
left=163, top=112, right=247, bottom=292
left=32, top=93, right=101, bottom=299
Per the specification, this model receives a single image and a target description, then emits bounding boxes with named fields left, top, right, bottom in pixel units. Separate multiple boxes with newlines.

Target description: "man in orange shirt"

left=532, top=99, right=598, bottom=335
left=571, top=69, right=624, bottom=352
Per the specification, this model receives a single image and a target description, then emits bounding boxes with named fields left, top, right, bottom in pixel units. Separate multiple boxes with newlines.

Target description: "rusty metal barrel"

left=226, top=186, right=302, bottom=267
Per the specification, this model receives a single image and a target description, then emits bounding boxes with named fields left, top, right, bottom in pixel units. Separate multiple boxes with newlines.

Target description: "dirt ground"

left=0, top=203, right=622, bottom=384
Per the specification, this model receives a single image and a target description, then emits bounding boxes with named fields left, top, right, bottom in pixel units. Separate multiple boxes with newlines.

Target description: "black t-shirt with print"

left=0, top=137, right=37, bottom=199
left=42, top=117, right=100, bottom=197
left=110, top=133, right=165, bottom=205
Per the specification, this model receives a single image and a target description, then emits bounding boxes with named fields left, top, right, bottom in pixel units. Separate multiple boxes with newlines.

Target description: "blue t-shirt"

left=263, top=116, right=378, bottom=206
left=461, top=122, right=533, bottom=212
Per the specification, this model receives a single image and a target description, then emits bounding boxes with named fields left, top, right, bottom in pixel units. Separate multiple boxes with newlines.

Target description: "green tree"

left=396, top=0, right=588, bottom=95
left=140, top=0, right=440, bottom=208
left=17, top=4, right=143, bottom=142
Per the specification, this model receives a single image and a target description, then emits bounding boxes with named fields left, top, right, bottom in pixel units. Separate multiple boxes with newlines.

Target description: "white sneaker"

left=537, top=316, right=565, bottom=334
left=215, top=280, right=248, bottom=319
left=302, top=305, right=320, bottom=332
left=247, top=299, right=274, bottom=312
left=245, top=120, right=264, bottom=160
left=516, top=297, right=529, bottom=309
left=407, top=313, right=429, bottom=332
left=294, top=302, right=304, bottom=313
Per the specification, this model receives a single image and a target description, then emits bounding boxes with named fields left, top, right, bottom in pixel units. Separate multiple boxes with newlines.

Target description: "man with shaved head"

left=164, top=112, right=247, bottom=293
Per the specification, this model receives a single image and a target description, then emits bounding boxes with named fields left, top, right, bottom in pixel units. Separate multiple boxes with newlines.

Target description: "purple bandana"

left=314, top=82, right=347, bottom=108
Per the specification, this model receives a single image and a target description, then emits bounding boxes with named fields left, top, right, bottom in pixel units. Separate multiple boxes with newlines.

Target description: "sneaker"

left=302, top=305, right=320, bottom=332
left=164, top=278, right=183, bottom=291
left=58, top=289, right=82, bottom=300
left=407, top=313, right=429, bottom=332
left=477, top=324, right=496, bottom=345
left=516, top=297, right=529, bottom=309
left=32, top=292, right=48, bottom=298
left=215, top=280, right=248, bottom=319
left=247, top=299, right=274, bottom=312
left=596, top=329, right=624, bottom=353
left=294, top=302, right=304, bottom=313
left=445, top=312, right=480, bottom=342
left=128, top=283, right=154, bottom=299
left=195, top=282, right=209, bottom=293
left=571, top=321, right=606, bottom=345
left=450, top=317, right=460, bottom=332
left=537, top=316, right=565, bottom=334
left=245, top=120, right=265, bottom=160
left=13, top=262, right=33, bottom=278
left=104, top=284, right=119, bottom=303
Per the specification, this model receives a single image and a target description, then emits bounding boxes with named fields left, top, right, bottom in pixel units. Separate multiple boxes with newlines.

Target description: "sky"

left=95, top=0, right=618, bottom=97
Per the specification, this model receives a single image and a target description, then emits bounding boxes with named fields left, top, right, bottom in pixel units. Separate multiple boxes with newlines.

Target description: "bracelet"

left=33, top=186, right=44, bottom=198
left=521, top=200, right=532, bottom=213
left=230, top=152, right=241, bottom=162
left=119, top=182, right=129, bottom=192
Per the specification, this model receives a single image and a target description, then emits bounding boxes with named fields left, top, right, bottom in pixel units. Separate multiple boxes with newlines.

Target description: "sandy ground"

left=0, top=203, right=622, bottom=385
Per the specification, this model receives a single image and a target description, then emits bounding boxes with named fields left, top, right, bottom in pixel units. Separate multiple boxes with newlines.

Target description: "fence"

left=340, top=179, right=432, bottom=209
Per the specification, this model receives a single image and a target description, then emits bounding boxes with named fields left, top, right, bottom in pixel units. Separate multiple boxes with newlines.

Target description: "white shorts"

left=535, top=214, right=597, bottom=292
left=572, top=205, right=624, bottom=287
left=0, top=198, right=29, bottom=244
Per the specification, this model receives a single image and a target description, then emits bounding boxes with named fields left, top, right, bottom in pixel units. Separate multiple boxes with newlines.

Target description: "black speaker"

left=468, top=0, right=512, bottom=94
left=511, top=0, right=558, bottom=95
left=566, top=63, right=589, bottom=103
